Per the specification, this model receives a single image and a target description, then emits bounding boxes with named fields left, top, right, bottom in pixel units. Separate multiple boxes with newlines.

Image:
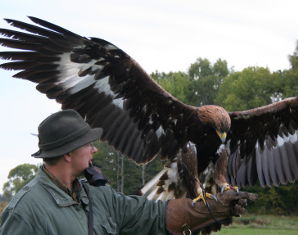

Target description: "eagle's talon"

left=211, top=194, right=218, bottom=201
left=233, top=186, right=239, bottom=193
left=192, top=192, right=216, bottom=205
left=221, top=185, right=239, bottom=192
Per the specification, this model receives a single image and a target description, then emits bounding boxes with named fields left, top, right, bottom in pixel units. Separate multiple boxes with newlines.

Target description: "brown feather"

left=197, top=105, right=231, bottom=132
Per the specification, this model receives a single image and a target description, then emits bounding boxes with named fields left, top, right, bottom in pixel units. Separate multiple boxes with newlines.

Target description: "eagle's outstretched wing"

left=0, top=16, right=193, bottom=164
left=227, top=97, right=298, bottom=187
left=5, top=16, right=297, bottom=199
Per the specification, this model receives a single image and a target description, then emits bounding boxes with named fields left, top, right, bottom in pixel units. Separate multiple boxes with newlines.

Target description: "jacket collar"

left=36, top=166, right=89, bottom=208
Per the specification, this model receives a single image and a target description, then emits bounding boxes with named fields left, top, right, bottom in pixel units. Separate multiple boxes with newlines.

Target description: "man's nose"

left=92, top=145, right=98, bottom=153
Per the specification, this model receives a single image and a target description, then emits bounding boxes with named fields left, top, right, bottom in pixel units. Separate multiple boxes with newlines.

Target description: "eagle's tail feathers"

left=141, top=162, right=185, bottom=201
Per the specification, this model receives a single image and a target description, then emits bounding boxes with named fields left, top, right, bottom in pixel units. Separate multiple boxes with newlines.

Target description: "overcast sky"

left=1, top=0, right=298, bottom=192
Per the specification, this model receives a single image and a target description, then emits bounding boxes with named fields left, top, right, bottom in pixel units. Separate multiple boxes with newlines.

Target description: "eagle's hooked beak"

left=216, top=130, right=227, bottom=143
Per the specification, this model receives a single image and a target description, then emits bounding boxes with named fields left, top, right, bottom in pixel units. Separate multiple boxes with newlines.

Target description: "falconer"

left=0, top=109, right=256, bottom=235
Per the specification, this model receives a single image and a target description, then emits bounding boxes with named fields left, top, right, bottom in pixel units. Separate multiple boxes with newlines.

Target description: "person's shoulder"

left=5, top=177, right=42, bottom=212
left=85, top=183, right=118, bottom=200
left=87, top=183, right=114, bottom=194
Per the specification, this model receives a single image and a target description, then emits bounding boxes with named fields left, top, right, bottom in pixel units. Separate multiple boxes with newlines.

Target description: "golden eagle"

left=0, top=17, right=298, bottom=201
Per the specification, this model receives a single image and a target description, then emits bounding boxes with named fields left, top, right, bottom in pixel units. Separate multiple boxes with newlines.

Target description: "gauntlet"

left=166, top=190, right=257, bottom=235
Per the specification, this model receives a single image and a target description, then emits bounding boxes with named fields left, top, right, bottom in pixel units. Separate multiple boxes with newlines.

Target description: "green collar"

left=36, top=167, right=89, bottom=208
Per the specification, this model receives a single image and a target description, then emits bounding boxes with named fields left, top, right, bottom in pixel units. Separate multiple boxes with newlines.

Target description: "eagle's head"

left=197, top=105, right=231, bottom=143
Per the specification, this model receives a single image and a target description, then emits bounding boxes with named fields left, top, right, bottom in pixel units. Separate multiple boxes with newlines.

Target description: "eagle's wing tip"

left=27, top=16, right=40, bottom=23
left=3, top=18, right=13, bottom=24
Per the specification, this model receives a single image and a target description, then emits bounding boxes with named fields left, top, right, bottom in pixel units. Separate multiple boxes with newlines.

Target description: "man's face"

left=69, top=143, right=97, bottom=175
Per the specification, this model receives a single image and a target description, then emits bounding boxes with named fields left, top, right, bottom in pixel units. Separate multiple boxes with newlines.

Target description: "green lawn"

left=218, top=228, right=298, bottom=235
left=216, top=214, right=298, bottom=235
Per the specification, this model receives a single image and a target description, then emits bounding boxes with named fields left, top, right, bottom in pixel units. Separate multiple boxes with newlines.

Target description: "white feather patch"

left=93, top=76, right=115, bottom=96
left=141, top=162, right=180, bottom=201
left=277, top=131, right=298, bottom=146
left=112, top=97, right=124, bottom=109
left=187, top=142, right=197, bottom=155
left=216, top=144, right=226, bottom=155
left=57, top=53, right=126, bottom=108
left=141, top=169, right=167, bottom=195
left=155, top=125, right=165, bottom=138
left=68, top=75, right=96, bottom=94
left=255, top=131, right=298, bottom=152
left=57, top=52, right=99, bottom=92
left=166, top=162, right=178, bottom=184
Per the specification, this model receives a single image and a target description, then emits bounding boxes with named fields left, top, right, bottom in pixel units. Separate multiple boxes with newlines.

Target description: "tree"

left=152, top=71, right=191, bottom=103
left=187, top=58, right=229, bottom=106
left=245, top=182, right=298, bottom=215
left=0, top=201, right=8, bottom=214
left=289, top=40, right=298, bottom=70
left=215, top=67, right=276, bottom=111
left=275, top=42, right=298, bottom=98
left=92, top=141, right=163, bottom=195
left=3, top=163, right=38, bottom=198
left=151, top=58, right=230, bottom=107
left=0, top=193, right=9, bottom=213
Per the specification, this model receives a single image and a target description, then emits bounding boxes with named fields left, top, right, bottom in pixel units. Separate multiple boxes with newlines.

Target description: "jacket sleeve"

left=93, top=186, right=169, bottom=235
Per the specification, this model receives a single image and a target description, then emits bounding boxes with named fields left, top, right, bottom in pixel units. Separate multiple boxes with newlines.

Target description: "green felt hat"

left=32, top=109, right=102, bottom=158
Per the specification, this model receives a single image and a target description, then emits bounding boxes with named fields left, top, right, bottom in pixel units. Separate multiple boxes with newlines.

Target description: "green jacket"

left=0, top=169, right=168, bottom=235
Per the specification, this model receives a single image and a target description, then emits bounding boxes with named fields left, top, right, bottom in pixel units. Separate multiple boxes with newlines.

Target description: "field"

left=217, top=214, right=298, bottom=235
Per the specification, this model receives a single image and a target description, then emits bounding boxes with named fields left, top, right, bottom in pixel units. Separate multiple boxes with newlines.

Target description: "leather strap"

left=82, top=182, right=94, bottom=235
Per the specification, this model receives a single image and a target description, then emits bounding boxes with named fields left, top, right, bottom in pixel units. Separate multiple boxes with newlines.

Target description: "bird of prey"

left=0, top=17, right=298, bottom=202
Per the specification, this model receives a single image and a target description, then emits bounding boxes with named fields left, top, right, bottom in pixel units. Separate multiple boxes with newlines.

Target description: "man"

left=0, top=109, right=256, bottom=235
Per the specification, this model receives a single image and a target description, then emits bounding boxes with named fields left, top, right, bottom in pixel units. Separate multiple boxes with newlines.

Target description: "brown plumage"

left=0, top=17, right=298, bottom=203
left=197, top=105, right=231, bottom=132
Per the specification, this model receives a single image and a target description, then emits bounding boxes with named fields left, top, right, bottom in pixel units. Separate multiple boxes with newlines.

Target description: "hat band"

left=39, top=125, right=90, bottom=151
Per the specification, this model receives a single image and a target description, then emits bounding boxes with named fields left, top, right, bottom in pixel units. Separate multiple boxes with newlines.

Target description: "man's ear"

left=64, top=153, right=72, bottom=163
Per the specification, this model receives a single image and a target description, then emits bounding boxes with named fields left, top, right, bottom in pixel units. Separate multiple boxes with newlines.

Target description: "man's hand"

left=84, top=164, right=108, bottom=186
left=166, top=190, right=257, bottom=235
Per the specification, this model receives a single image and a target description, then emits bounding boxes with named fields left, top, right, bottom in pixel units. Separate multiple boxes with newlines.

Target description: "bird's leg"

left=214, top=148, right=239, bottom=193
left=192, top=180, right=217, bottom=205
left=179, top=144, right=217, bottom=205
left=192, top=191, right=218, bottom=205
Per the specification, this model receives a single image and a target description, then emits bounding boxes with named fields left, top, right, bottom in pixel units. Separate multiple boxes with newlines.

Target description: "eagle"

left=0, top=17, right=298, bottom=203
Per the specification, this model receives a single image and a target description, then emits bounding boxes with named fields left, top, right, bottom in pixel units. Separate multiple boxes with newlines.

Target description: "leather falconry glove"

left=166, top=190, right=257, bottom=235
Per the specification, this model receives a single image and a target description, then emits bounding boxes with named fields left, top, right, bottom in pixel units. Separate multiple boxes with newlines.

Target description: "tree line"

left=1, top=41, right=298, bottom=215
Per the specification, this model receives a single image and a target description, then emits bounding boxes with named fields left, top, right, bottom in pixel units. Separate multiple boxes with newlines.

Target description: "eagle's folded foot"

left=221, top=184, right=239, bottom=193
left=192, top=192, right=217, bottom=206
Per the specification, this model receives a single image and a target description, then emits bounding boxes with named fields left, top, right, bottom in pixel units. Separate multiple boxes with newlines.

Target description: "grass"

left=217, top=228, right=298, bottom=235
left=216, top=214, right=298, bottom=235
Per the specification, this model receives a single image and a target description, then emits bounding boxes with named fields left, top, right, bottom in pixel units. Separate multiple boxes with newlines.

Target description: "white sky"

left=1, top=0, right=298, bottom=192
